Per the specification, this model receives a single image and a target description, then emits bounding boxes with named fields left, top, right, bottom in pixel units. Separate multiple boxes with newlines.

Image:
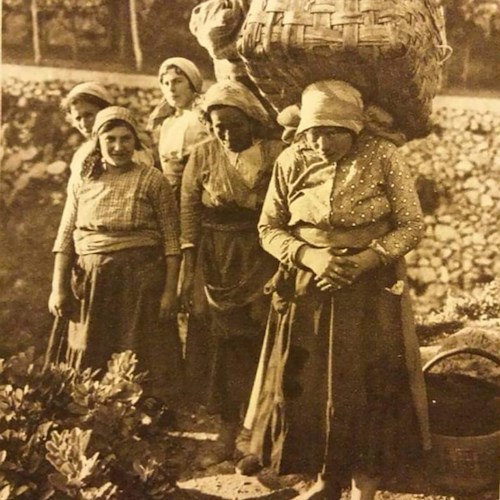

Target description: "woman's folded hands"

left=296, top=246, right=381, bottom=292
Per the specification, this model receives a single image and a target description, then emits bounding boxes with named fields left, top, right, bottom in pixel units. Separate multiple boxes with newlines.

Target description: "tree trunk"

left=70, top=14, right=78, bottom=61
left=118, top=0, right=128, bottom=61
left=31, top=0, right=41, bottom=64
left=461, top=39, right=471, bottom=88
left=129, top=0, right=143, bottom=71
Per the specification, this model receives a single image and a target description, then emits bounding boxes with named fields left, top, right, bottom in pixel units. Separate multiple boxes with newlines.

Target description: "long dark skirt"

left=68, top=246, right=183, bottom=404
left=199, top=217, right=277, bottom=423
left=248, top=263, right=423, bottom=481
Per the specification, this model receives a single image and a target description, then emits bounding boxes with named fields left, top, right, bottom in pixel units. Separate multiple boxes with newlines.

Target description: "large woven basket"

left=237, top=0, right=450, bottom=139
left=423, top=347, right=500, bottom=495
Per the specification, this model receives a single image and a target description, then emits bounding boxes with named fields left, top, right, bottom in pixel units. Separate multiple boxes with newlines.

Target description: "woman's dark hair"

left=61, top=92, right=110, bottom=113
left=98, top=119, right=143, bottom=150
left=164, top=65, right=196, bottom=93
left=202, top=104, right=269, bottom=140
left=80, top=119, right=142, bottom=180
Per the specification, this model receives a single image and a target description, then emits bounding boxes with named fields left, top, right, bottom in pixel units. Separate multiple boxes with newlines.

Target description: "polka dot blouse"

left=258, top=134, right=425, bottom=267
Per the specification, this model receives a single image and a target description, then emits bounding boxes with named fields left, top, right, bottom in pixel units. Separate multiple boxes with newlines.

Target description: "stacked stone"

left=1, top=77, right=163, bottom=207
left=1, top=77, right=499, bottom=314
left=401, top=106, right=500, bottom=313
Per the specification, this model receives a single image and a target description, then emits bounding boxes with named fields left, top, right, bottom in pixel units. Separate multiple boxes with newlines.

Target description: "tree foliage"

left=446, top=0, right=500, bottom=37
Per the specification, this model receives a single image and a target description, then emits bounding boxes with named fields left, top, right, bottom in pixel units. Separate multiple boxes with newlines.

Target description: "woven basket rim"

left=431, top=429, right=500, bottom=441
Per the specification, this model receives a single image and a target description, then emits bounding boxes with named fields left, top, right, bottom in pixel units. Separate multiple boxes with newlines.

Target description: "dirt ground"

left=165, top=404, right=498, bottom=500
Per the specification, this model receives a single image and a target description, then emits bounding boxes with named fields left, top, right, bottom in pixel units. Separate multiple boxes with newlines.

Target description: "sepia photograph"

left=1, top=1, right=499, bottom=498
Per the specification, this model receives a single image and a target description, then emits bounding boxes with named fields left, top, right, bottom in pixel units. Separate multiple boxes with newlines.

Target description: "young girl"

left=150, top=57, right=210, bottom=403
left=154, top=57, right=208, bottom=201
left=49, top=106, right=181, bottom=403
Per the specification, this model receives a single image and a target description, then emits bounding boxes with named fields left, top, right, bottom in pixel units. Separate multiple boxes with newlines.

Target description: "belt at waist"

left=201, top=207, right=259, bottom=232
left=291, top=218, right=391, bottom=249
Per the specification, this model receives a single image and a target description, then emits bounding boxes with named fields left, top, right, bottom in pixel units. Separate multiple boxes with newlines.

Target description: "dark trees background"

left=2, top=0, right=500, bottom=92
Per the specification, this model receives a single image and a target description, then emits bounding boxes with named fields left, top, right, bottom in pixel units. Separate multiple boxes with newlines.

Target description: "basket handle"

left=437, top=44, right=453, bottom=65
left=423, top=347, right=500, bottom=373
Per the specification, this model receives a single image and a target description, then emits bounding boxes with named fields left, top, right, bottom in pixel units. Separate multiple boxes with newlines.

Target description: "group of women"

left=48, top=58, right=430, bottom=500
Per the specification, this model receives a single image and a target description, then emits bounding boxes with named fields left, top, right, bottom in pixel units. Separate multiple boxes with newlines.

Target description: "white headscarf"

left=296, top=80, right=364, bottom=135
left=92, top=106, right=138, bottom=136
left=158, top=57, right=203, bottom=93
left=64, top=81, right=113, bottom=107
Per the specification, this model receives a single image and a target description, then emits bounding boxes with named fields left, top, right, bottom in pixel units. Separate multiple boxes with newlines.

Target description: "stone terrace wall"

left=1, top=65, right=499, bottom=315
left=401, top=100, right=500, bottom=313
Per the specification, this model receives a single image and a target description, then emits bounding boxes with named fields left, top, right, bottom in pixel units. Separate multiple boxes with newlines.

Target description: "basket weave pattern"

left=424, top=348, right=500, bottom=494
left=237, top=0, right=447, bottom=139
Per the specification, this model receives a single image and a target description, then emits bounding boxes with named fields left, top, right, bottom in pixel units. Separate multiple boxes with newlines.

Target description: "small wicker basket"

left=423, top=347, right=500, bottom=495
left=237, top=0, right=451, bottom=139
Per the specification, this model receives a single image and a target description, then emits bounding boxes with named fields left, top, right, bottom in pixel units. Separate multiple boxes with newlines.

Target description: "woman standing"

left=180, top=80, right=283, bottom=463
left=242, top=80, right=430, bottom=499
left=155, top=57, right=209, bottom=201
left=49, top=106, right=181, bottom=403
left=151, top=57, right=210, bottom=402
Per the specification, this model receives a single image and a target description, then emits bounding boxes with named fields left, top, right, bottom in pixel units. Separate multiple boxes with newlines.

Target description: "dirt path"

left=164, top=405, right=497, bottom=500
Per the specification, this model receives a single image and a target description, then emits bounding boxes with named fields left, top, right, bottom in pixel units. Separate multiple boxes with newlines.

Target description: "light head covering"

left=92, top=106, right=138, bottom=136
left=64, top=81, right=113, bottom=108
left=277, top=104, right=301, bottom=144
left=296, top=80, right=364, bottom=135
left=202, top=80, right=273, bottom=128
left=82, top=107, right=140, bottom=179
left=158, top=57, right=203, bottom=93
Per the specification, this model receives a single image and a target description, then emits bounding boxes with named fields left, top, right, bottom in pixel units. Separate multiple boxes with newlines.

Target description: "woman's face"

left=68, top=100, right=102, bottom=139
left=305, top=126, right=354, bottom=163
left=210, top=106, right=253, bottom=153
left=98, top=125, right=136, bottom=168
left=160, top=68, right=196, bottom=110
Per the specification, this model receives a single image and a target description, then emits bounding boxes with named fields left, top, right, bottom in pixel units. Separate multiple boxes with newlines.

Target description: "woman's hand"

left=297, top=246, right=358, bottom=290
left=48, top=289, right=72, bottom=317
left=297, top=246, right=381, bottom=292
left=159, top=289, right=178, bottom=322
left=316, top=249, right=381, bottom=291
left=49, top=252, right=75, bottom=317
left=342, top=249, right=381, bottom=281
left=180, top=271, right=195, bottom=313
left=179, top=248, right=196, bottom=313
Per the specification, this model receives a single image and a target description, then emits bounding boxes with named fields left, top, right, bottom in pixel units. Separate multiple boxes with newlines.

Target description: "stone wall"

left=401, top=103, right=500, bottom=313
left=1, top=69, right=499, bottom=314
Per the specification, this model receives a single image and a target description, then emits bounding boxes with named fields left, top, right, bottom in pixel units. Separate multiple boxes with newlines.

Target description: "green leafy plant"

left=0, top=350, right=178, bottom=499
left=422, top=278, right=500, bottom=327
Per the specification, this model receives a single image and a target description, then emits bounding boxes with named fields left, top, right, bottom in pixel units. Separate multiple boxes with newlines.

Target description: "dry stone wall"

left=401, top=104, right=500, bottom=313
left=1, top=75, right=499, bottom=314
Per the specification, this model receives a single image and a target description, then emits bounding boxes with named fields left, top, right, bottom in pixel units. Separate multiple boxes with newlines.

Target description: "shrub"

left=429, top=278, right=500, bottom=324
left=0, top=350, right=178, bottom=499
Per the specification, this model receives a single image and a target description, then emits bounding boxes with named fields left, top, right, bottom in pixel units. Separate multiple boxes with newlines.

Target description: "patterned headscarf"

left=64, top=81, right=113, bottom=108
left=81, top=107, right=140, bottom=179
left=158, top=57, right=203, bottom=93
left=92, top=106, right=138, bottom=136
left=202, top=80, right=273, bottom=128
left=296, top=80, right=364, bottom=135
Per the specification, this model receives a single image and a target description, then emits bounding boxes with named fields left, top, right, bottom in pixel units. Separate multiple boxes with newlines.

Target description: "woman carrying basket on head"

left=239, top=80, right=431, bottom=500
left=48, top=106, right=181, bottom=404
